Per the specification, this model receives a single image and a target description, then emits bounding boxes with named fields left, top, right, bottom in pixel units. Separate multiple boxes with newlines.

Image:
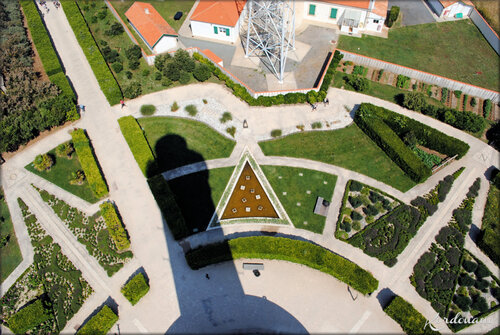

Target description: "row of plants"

left=0, top=187, right=22, bottom=282
left=76, top=305, right=118, bottom=335
left=20, top=0, right=74, bottom=99
left=477, top=170, right=500, bottom=267
left=384, top=295, right=440, bottom=334
left=35, top=187, right=133, bottom=276
left=411, top=178, right=500, bottom=332
left=61, top=1, right=122, bottom=105
left=118, top=116, right=157, bottom=177
left=99, top=202, right=131, bottom=251
left=192, top=50, right=344, bottom=107
left=1, top=198, right=93, bottom=333
left=71, top=129, right=108, bottom=198
left=354, top=106, right=431, bottom=182
left=185, top=236, right=379, bottom=295
left=337, top=169, right=462, bottom=267
left=0, top=0, right=78, bottom=153
left=121, top=272, right=150, bottom=306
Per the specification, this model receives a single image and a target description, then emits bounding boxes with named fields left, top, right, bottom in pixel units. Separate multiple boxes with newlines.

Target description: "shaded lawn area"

left=259, top=124, right=416, bottom=192
left=168, top=167, right=234, bottom=233
left=25, top=143, right=100, bottom=203
left=337, top=20, right=500, bottom=91
left=0, top=188, right=22, bottom=283
left=109, top=0, right=195, bottom=54
left=478, top=181, right=500, bottom=266
left=138, top=117, right=236, bottom=171
left=262, top=166, right=337, bottom=233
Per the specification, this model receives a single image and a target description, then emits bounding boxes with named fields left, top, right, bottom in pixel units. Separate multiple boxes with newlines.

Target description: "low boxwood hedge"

left=20, top=0, right=75, bottom=99
left=147, top=175, right=188, bottom=240
left=71, top=129, right=108, bottom=198
left=7, top=299, right=52, bottom=334
left=185, top=236, right=379, bottom=295
left=355, top=106, right=431, bottom=183
left=121, top=273, right=150, bottom=305
left=384, top=295, right=440, bottom=334
left=77, top=305, right=118, bottom=335
left=118, top=116, right=157, bottom=177
left=61, top=1, right=122, bottom=105
left=99, top=202, right=130, bottom=251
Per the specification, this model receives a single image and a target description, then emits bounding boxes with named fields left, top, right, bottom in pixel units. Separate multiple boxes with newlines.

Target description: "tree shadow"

left=148, top=136, right=308, bottom=333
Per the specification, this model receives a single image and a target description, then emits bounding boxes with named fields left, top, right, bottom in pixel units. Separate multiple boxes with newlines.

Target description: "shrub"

left=71, top=129, right=108, bottom=197
left=125, top=45, right=142, bottom=62
left=474, top=279, right=489, bottom=291
left=142, top=69, right=150, bottom=77
left=193, top=63, right=211, bottom=82
left=363, top=205, right=379, bottom=216
left=174, top=49, right=195, bottom=72
left=128, top=59, right=140, bottom=70
left=219, top=112, right=232, bottom=123
left=348, top=196, right=362, bottom=208
left=164, top=62, right=181, bottom=81
left=77, top=305, right=118, bottom=335
left=33, top=154, right=54, bottom=171
left=344, top=75, right=370, bottom=92
left=475, top=263, right=490, bottom=278
left=352, top=65, right=368, bottom=76
left=171, top=101, right=179, bottom=112
left=105, top=22, right=124, bottom=36
left=111, top=62, right=123, bottom=73
left=56, top=142, right=74, bottom=158
left=384, top=258, right=397, bottom=267
left=386, top=6, right=400, bottom=28
left=121, top=273, right=149, bottom=305
left=311, top=122, right=323, bottom=129
left=147, top=175, right=188, bottom=240
left=454, top=294, right=472, bottom=311
left=99, top=202, right=130, bottom=251
left=123, top=82, right=142, bottom=99
left=178, top=70, right=190, bottom=84
left=402, top=92, right=427, bottom=112
left=350, top=181, right=363, bottom=192
left=483, top=99, right=492, bottom=118
left=154, top=71, right=162, bottom=80
left=185, top=104, right=198, bottom=116
left=377, top=69, right=384, bottom=81
left=185, top=236, right=379, bottom=294
left=470, top=97, right=477, bottom=107
left=62, top=2, right=122, bottom=105
left=462, top=94, right=469, bottom=111
left=463, top=260, right=478, bottom=273
left=118, top=116, right=157, bottom=177
left=458, top=274, right=475, bottom=286
left=352, top=220, right=361, bottom=231
left=441, top=87, right=448, bottom=103
left=454, top=90, right=462, bottom=98
left=70, top=170, right=86, bottom=185
left=471, top=296, right=488, bottom=313
left=125, top=71, right=132, bottom=79
left=396, top=75, right=410, bottom=89
left=351, top=211, right=363, bottom=221
left=7, top=299, right=51, bottom=334
left=140, top=104, right=156, bottom=116
left=226, top=126, right=236, bottom=138
left=271, top=129, right=282, bottom=138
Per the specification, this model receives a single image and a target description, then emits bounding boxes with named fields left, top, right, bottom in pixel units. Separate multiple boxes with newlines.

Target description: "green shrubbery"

left=140, top=104, right=156, bottom=116
left=483, top=99, right=492, bottom=118
left=62, top=1, right=122, bottom=105
left=121, top=273, right=150, bottom=305
left=355, top=106, right=431, bottom=182
left=271, top=129, right=282, bottom=138
left=185, top=236, right=379, bottom=294
left=77, top=305, right=118, bottom=335
left=71, top=129, right=108, bottom=198
left=147, top=175, right=188, bottom=240
left=118, top=116, right=157, bottom=177
left=384, top=296, right=440, bottom=334
left=396, top=75, right=410, bottom=89
left=7, top=299, right=52, bottom=334
left=343, top=74, right=370, bottom=92
left=386, top=6, right=400, bottom=27
left=99, top=202, right=130, bottom=251
left=33, top=154, right=55, bottom=171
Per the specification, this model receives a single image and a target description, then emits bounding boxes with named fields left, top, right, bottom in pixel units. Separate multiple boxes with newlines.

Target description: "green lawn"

left=478, top=181, right=500, bottom=266
left=25, top=142, right=100, bottom=203
left=262, top=166, right=337, bottom=233
left=138, top=117, right=236, bottom=171
left=259, top=124, right=416, bottom=192
left=337, top=20, right=500, bottom=91
left=0, top=188, right=22, bottom=283
left=168, top=167, right=234, bottom=233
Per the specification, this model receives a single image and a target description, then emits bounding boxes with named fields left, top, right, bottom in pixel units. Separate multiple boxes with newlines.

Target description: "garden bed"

left=477, top=172, right=500, bottom=266
left=0, top=188, right=23, bottom=283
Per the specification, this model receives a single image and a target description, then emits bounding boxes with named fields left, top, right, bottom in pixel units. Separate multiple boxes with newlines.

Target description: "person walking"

left=205, top=273, right=210, bottom=280
left=120, top=99, right=126, bottom=109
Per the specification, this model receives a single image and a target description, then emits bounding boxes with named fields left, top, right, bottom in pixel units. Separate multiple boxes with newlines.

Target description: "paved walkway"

left=1, top=1, right=499, bottom=333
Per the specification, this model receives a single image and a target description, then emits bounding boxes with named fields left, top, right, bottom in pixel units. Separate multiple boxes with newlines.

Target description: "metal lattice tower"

left=241, top=0, right=295, bottom=83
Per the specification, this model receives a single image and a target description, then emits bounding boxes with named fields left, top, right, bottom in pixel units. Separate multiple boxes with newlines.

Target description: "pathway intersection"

left=0, top=3, right=499, bottom=334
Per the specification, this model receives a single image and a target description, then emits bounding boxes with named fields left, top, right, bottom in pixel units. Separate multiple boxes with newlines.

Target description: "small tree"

left=219, top=112, right=232, bottom=123
left=33, top=154, right=54, bottom=171
left=164, top=62, right=180, bottom=81
left=128, top=59, right=140, bottom=70
left=185, top=104, right=198, bottom=116
left=174, top=49, right=195, bottom=72
left=56, top=142, right=74, bottom=158
left=178, top=71, right=190, bottom=84
left=105, top=22, right=124, bottom=36
left=470, top=97, right=477, bottom=107
left=123, top=82, right=142, bottom=99
left=112, top=62, right=123, bottom=73
left=125, top=45, right=142, bottom=61
left=402, top=92, right=427, bottom=112
left=193, top=63, right=211, bottom=82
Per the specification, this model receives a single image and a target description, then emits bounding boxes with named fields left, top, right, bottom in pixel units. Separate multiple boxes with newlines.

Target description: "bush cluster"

left=147, top=175, right=188, bottom=240
left=121, top=273, right=150, bottom=305
left=384, top=296, right=440, bottom=335
left=355, top=106, right=431, bottom=182
left=99, top=202, right=130, bottom=251
left=118, top=116, right=157, bottom=177
left=386, top=6, right=400, bottom=27
left=185, top=236, right=379, bottom=294
left=7, top=299, right=52, bottom=334
left=77, top=305, right=118, bottom=335
left=71, top=129, right=108, bottom=198
left=343, top=74, right=370, bottom=92
left=62, top=2, right=122, bottom=105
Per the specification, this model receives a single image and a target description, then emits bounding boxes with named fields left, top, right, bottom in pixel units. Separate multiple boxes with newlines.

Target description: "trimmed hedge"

left=77, top=305, right=118, bottom=335
left=71, top=129, right=108, bottom=198
left=118, top=116, right=157, bottom=177
left=99, top=202, right=130, bottom=251
left=7, top=299, right=51, bottom=334
left=147, top=175, right=188, bottom=240
left=185, top=236, right=379, bottom=295
left=62, top=1, right=122, bottom=105
left=20, top=0, right=75, bottom=99
left=384, top=296, right=440, bottom=334
left=121, top=273, right=150, bottom=305
left=355, top=106, right=431, bottom=182
left=359, top=103, right=469, bottom=159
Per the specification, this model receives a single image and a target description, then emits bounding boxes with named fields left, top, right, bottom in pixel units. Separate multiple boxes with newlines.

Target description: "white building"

left=125, top=2, right=178, bottom=54
left=426, top=0, right=474, bottom=19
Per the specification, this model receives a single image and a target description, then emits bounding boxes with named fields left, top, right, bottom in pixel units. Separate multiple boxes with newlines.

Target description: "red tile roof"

left=372, top=0, right=388, bottom=18
left=190, top=0, right=247, bottom=26
left=439, top=0, right=474, bottom=8
left=125, top=2, right=177, bottom=48
left=202, top=49, right=223, bottom=65
left=318, top=0, right=371, bottom=10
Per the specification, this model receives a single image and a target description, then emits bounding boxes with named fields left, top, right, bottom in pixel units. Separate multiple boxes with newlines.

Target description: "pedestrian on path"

left=205, top=273, right=210, bottom=280
left=120, top=99, right=126, bottom=109
left=79, top=104, right=85, bottom=112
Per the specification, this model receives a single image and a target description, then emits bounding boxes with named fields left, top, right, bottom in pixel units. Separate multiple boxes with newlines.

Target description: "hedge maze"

left=35, top=187, right=133, bottom=276
left=1, top=199, right=93, bottom=334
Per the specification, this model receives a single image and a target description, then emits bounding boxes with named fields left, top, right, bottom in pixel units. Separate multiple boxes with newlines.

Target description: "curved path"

left=1, top=2, right=499, bottom=334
